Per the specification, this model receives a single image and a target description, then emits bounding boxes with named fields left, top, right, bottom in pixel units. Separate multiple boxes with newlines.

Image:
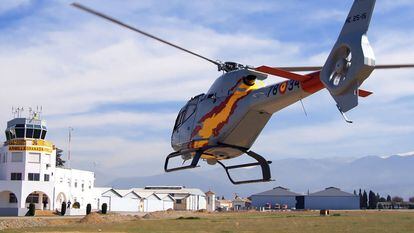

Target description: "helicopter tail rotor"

left=320, top=0, right=376, bottom=114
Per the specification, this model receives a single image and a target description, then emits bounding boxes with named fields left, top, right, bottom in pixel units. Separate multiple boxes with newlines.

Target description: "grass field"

left=2, top=210, right=414, bottom=233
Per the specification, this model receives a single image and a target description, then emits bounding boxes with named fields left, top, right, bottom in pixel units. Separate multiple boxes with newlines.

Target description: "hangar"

left=304, top=187, right=359, bottom=210
left=251, top=186, right=301, bottom=209
left=251, top=186, right=359, bottom=210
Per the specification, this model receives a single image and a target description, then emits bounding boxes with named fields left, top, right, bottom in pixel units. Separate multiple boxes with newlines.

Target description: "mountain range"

left=103, top=154, right=414, bottom=199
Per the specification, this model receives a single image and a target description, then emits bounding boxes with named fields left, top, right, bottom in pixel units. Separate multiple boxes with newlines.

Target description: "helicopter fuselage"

left=171, top=69, right=323, bottom=161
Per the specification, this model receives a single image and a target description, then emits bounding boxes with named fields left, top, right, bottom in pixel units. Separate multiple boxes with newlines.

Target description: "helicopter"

left=73, top=0, right=414, bottom=184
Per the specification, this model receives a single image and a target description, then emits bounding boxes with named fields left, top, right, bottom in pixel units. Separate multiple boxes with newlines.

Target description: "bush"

left=61, top=202, right=67, bottom=216
left=73, top=202, right=80, bottom=209
left=86, top=203, right=92, bottom=215
left=28, top=203, right=36, bottom=216
left=176, top=216, right=200, bottom=220
left=102, top=203, right=108, bottom=214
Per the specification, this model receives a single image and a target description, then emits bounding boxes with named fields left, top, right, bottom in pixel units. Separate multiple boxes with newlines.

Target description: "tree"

left=387, top=195, right=392, bottom=202
left=379, top=197, right=386, bottom=202
left=86, top=203, right=92, bottom=215
left=368, top=191, right=376, bottom=209
left=362, top=191, right=368, bottom=209
left=392, top=196, right=404, bottom=203
left=359, top=189, right=363, bottom=209
left=56, top=148, right=66, bottom=167
left=28, top=203, right=36, bottom=216
left=409, top=197, right=414, bottom=203
left=61, top=202, right=67, bottom=216
left=354, top=190, right=357, bottom=195
left=102, top=203, right=108, bottom=214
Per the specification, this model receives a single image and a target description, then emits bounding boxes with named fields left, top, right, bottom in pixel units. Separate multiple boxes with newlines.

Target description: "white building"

left=95, top=186, right=205, bottom=213
left=0, top=116, right=96, bottom=216
left=134, top=186, right=206, bottom=211
left=0, top=115, right=212, bottom=216
left=232, top=195, right=251, bottom=211
left=205, top=191, right=215, bottom=212
left=304, top=187, right=359, bottom=210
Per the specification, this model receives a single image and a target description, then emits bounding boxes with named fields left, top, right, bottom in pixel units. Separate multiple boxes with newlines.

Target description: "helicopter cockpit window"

left=184, top=104, right=196, bottom=120
left=173, top=110, right=186, bottom=131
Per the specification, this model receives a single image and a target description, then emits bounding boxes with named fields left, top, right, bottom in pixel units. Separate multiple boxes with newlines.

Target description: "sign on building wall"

left=8, top=139, right=54, bottom=153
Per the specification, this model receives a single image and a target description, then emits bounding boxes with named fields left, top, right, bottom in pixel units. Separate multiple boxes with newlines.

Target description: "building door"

left=295, top=196, right=304, bottom=209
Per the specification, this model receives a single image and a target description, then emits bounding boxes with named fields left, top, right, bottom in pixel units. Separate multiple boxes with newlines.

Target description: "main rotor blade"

left=275, top=64, right=414, bottom=72
left=71, top=2, right=221, bottom=67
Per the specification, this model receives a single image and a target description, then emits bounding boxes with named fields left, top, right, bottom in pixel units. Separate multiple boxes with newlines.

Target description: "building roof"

left=205, top=190, right=215, bottom=195
left=156, top=193, right=175, bottom=201
left=134, top=187, right=205, bottom=197
left=252, top=186, right=301, bottom=197
left=308, top=187, right=356, bottom=197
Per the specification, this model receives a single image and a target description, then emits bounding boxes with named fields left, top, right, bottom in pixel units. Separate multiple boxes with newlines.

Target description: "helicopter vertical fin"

left=320, top=0, right=376, bottom=113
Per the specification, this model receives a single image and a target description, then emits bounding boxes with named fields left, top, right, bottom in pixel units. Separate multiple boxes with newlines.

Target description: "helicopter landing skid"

left=164, top=145, right=273, bottom=185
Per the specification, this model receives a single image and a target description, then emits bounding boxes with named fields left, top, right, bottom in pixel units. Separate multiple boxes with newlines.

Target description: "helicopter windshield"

left=173, top=94, right=202, bottom=130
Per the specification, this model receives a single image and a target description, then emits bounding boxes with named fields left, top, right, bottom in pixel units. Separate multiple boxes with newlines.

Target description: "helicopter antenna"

left=71, top=3, right=222, bottom=69
left=299, top=99, right=308, bottom=117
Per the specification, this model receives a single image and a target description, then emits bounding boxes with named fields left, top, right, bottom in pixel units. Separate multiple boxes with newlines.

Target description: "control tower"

left=0, top=112, right=57, bottom=216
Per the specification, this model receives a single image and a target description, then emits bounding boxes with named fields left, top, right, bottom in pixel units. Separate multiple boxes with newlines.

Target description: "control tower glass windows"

left=15, top=124, right=25, bottom=138
left=5, top=123, right=47, bottom=140
left=41, top=127, right=47, bottom=139
left=33, top=125, right=41, bottom=138
left=25, top=124, right=34, bottom=138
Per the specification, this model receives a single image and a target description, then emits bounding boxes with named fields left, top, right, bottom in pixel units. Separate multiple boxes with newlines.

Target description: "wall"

left=251, top=195, right=297, bottom=208
left=304, top=196, right=359, bottom=210
left=54, top=168, right=97, bottom=210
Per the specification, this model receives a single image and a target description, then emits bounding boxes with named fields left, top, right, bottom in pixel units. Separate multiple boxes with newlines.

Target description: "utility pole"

left=68, top=127, right=74, bottom=168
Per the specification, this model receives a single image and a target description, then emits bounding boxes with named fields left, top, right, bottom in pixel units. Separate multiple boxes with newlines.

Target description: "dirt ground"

left=1, top=210, right=413, bottom=233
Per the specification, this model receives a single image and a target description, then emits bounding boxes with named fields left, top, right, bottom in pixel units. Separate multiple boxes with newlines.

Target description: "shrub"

left=28, top=203, right=36, bottom=216
left=73, top=202, right=80, bottom=209
left=86, top=203, right=92, bottom=215
left=102, top=203, right=108, bottom=214
left=61, top=202, right=67, bottom=216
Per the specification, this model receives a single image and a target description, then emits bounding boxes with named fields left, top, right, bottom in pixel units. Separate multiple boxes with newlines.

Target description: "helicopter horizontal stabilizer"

left=358, top=89, right=372, bottom=97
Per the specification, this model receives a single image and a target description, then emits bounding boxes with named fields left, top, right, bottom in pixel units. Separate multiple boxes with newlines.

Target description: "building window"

left=74, top=180, right=78, bottom=188
left=2, top=153, right=7, bottom=163
left=26, top=194, right=39, bottom=203
left=28, top=173, right=40, bottom=181
left=11, top=152, right=23, bottom=162
left=27, top=153, right=40, bottom=163
left=81, top=183, right=85, bottom=192
left=9, top=193, right=17, bottom=203
left=44, top=174, right=50, bottom=182
left=11, top=173, right=22, bottom=180
left=176, top=199, right=182, bottom=204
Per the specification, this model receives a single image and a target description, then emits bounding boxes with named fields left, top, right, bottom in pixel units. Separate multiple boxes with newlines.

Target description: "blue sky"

left=0, top=0, right=414, bottom=183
